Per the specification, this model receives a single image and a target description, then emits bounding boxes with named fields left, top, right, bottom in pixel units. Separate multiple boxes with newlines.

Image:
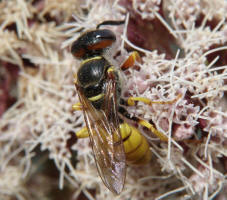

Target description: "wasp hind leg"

left=118, top=106, right=168, bottom=142
left=120, top=94, right=182, bottom=141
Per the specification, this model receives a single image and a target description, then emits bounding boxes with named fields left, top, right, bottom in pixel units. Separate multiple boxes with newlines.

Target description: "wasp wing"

left=76, top=77, right=126, bottom=194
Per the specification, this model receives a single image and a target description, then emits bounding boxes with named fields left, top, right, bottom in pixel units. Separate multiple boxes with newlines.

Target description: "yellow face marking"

left=81, top=56, right=102, bottom=66
left=88, top=93, right=104, bottom=102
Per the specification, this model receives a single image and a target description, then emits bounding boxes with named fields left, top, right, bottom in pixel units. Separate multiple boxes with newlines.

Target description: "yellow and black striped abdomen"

left=120, top=123, right=151, bottom=165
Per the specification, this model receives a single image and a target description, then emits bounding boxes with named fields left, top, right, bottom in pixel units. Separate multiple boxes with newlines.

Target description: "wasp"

left=71, top=20, right=180, bottom=194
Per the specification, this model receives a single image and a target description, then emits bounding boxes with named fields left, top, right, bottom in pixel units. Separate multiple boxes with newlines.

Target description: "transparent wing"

left=75, top=78, right=126, bottom=194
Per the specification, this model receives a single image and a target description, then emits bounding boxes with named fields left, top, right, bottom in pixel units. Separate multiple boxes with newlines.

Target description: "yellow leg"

left=73, top=102, right=89, bottom=138
left=127, top=93, right=182, bottom=106
left=72, top=102, right=82, bottom=111
left=122, top=94, right=182, bottom=141
left=138, top=119, right=168, bottom=141
left=119, top=105, right=168, bottom=141
left=121, top=51, right=141, bottom=71
left=76, top=127, right=89, bottom=138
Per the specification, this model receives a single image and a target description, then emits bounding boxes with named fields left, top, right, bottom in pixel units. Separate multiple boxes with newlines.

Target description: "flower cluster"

left=0, top=0, right=226, bottom=200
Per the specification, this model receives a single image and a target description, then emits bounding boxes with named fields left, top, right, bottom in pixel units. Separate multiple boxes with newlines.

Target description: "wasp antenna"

left=96, top=20, right=125, bottom=29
